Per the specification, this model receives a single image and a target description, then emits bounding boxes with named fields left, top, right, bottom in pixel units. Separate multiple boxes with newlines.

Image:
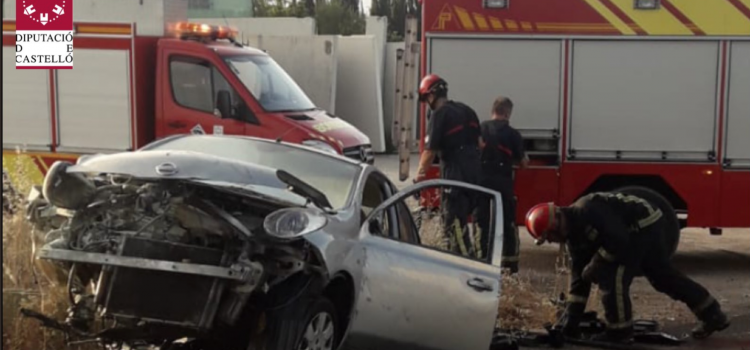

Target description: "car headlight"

left=263, top=207, right=328, bottom=241
left=302, top=140, right=338, bottom=155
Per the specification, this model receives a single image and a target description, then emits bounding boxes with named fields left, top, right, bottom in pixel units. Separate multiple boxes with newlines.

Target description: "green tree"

left=369, top=0, right=420, bottom=41
left=315, top=0, right=365, bottom=35
left=252, top=0, right=309, bottom=17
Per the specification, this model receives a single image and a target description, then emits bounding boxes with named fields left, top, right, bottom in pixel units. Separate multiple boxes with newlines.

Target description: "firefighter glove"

left=582, top=255, right=606, bottom=283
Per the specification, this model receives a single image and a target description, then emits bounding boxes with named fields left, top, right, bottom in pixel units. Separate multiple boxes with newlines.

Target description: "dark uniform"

left=477, top=119, right=525, bottom=270
left=425, top=100, right=482, bottom=256
left=561, top=192, right=723, bottom=339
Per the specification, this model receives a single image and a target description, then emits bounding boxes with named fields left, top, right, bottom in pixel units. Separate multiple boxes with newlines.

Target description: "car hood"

left=284, top=109, right=370, bottom=149
left=68, top=150, right=308, bottom=206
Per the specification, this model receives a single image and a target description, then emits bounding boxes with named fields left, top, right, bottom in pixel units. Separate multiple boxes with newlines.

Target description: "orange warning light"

left=167, top=22, right=238, bottom=40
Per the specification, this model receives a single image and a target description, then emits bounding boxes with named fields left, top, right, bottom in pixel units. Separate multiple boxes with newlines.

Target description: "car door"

left=343, top=179, right=505, bottom=350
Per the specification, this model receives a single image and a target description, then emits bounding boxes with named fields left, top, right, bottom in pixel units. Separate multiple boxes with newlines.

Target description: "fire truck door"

left=162, top=54, right=246, bottom=137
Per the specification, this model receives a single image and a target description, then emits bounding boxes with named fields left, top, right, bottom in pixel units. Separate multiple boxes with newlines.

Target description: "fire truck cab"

left=2, top=0, right=373, bottom=185
left=417, top=0, right=750, bottom=232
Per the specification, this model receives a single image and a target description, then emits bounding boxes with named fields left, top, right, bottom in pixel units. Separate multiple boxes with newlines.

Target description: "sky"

left=361, top=0, right=372, bottom=14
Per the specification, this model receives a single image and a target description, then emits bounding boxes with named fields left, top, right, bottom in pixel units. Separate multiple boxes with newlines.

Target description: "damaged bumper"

left=23, top=157, right=331, bottom=348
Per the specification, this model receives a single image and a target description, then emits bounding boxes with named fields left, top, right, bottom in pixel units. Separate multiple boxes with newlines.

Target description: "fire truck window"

left=211, top=66, right=242, bottom=115
left=170, top=59, right=214, bottom=113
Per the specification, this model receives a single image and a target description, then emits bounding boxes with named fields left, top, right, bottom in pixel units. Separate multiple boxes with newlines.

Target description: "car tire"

left=613, top=186, right=680, bottom=258
left=263, top=294, right=340, bottom=350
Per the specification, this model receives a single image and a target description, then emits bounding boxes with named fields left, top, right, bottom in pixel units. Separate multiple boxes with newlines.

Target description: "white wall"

left=366, top=16, right=388, bottom=85
left=336, top=36, right=386, bottom=153
left=253, top=35, right=339, bottom=113
left=191, top=17, right=316, bottom=39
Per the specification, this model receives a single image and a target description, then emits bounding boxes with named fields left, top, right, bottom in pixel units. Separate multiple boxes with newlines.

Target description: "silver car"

left=25, top=134, right=506, bottom=350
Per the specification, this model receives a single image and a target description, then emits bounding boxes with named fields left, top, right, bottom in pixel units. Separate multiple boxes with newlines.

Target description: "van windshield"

left=223, top=54, right=317, bottom=113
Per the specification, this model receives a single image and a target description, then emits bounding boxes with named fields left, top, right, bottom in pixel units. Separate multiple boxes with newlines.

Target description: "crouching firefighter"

left=415, top=74, right=483, bottom=258
left=525, top=192, right=730, bottom=343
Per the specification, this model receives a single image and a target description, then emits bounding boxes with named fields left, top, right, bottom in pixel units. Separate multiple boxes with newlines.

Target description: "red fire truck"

left=3, top=2, right=373, bottom=188
left=416, top=0, right=750, bottom=233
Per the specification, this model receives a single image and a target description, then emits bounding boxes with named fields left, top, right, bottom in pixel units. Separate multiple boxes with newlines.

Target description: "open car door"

left=342, top=179, right=505, bottom=350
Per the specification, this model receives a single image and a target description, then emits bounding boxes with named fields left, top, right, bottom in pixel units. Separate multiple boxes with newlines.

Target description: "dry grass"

left=2, top=150, right=96, bottom=350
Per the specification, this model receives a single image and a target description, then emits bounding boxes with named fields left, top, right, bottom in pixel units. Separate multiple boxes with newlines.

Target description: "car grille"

left=343, top=144, right=374, bottom=164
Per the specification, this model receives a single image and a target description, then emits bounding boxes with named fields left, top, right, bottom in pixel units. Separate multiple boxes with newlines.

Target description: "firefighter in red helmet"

left=525, top=194, right=730, bottom=344
left=415, top=74, right=483, bottom=257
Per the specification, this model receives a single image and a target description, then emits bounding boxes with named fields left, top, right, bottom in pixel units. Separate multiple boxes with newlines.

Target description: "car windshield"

left=141, top=136, right=360, bottom=210
left=223, top=54, right=317, bottom=113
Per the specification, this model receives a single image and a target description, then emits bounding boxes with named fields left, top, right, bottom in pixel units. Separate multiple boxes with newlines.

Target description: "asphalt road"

left=374, top=154, right=750, bottom=350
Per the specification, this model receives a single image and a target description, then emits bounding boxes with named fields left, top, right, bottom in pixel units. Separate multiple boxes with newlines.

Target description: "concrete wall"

left=366, top=16, right=388, bottom=85
left=336, top=36, right=386, bottom=153
left=191, top=17, right=317, bottom=39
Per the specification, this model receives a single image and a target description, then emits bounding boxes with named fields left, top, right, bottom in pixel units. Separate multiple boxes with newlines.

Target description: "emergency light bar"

left=634, top=0, right=660, bottom=9
left=483, top=0, right=509, bottom=9
left=167, top=21, right=238, bottom=41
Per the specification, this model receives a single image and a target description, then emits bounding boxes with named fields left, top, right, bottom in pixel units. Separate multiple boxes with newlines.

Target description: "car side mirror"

left=216, top=90, right=233, bottom=119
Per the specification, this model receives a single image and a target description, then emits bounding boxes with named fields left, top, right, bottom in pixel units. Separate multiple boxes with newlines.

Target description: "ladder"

left=395, top=16, right=419, bottom=182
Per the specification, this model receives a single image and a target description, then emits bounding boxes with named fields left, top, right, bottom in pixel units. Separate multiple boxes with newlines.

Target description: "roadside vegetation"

left=2, top=151, right=97, bottom=350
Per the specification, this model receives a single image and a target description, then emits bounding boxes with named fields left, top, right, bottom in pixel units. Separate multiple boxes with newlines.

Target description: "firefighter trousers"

left=476, top=176, right=519, bottom=269
left=441, top=188, right=482, bottom=259
left=594, top=218, right=715, bottom=332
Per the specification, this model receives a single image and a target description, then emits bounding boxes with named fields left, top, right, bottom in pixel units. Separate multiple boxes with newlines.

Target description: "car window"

left=224, top=54, right=316, bottom=112
left=370, top=184, right=496, bottom=264
left=395, top=201, right=420, bottom=245
left=169, top=56, right=241, bottom=116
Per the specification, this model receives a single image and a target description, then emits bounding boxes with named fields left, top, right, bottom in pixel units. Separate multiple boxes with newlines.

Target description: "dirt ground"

left=376, top=154, right=750, bottom=350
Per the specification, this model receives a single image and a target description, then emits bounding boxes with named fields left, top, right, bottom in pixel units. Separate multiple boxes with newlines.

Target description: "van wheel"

left=613, top=186, right=680, bottom=258
left=263, top=295, right=340, bottom=350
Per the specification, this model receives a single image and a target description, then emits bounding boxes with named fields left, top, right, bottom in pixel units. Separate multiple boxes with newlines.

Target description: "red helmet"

left=418, top=74, right=447, bottom=102
left=525, top=202, right=561, bottom=245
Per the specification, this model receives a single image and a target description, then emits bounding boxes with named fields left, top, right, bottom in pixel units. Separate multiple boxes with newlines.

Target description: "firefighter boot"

left=692, top=300, right=730, bottom=339
left=590, top=326, right=634, bottom=345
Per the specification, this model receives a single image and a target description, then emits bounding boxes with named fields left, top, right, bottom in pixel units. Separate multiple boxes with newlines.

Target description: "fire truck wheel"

left=613, top=186, right=680, bottom=259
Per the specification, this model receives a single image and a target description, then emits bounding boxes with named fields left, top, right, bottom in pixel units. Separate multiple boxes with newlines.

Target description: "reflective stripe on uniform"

left=590, top=192, right=663, bottom=229
left=568, top=294, right=588, bottom=304
left=598, top=247, right=617, bottom=262
left=473, top=223, right=484, bottom=259
left=638, top=208, right=663, bottom=229
left=453, top=219, right=470, bottom=257
left=586, top=226, right=599, bottom=241
left=616, top=265, right=626, bottom=324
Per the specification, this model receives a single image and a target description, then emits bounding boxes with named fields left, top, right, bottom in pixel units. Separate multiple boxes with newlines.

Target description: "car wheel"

left=613, top=186, right=680, bottom=258
left=263, top=295, right=340, bottom=350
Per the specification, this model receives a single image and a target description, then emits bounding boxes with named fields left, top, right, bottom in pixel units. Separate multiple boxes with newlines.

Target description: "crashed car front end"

left=24, top=150, right=334, bottom=348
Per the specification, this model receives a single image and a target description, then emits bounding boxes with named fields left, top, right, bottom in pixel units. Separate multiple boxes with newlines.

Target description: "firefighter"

left=525, top=193, right=730, bottom=343
left=476, top=96, right=528, bottom=273
left=415, top=74, right=483, bottom=258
